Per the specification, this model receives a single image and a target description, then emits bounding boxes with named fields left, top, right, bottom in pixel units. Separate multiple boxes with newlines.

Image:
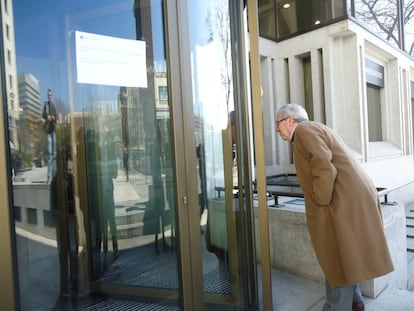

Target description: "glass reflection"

left=274, top=0, right=345, bottom=38
left=404, top=0, right=414, bottom=56
left=188, top=0, right=241, bottom=303
left=354, top=0, right=400, bottom=49
left=9, top=0, right=178, bottom=309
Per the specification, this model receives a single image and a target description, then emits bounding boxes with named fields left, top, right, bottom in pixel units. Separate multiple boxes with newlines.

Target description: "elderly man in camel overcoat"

left=275, top=103, right=394, bottom=311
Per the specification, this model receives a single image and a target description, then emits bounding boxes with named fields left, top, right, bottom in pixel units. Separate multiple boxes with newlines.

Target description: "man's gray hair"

left=276, top=103, right=309, bottom=122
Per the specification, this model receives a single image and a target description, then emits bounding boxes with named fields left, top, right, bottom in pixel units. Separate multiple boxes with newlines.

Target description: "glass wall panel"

left=354, top=0, right=400, bottom=49
left=7, top=0, right=180, bottom=309
left=276, top=0, right=345, bottom=39
left=403, top=0, right=414, bottom=56
left=187, top=0, right=250, bottom=308
left=259, top=0, right=277, bottom=39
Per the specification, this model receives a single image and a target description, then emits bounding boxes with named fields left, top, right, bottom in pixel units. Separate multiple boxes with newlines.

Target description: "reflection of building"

left=1, top=0, right=19, bottom=149
left=117, top=72, right=171, bottom=174
left=118, top=87, right=145, bottom=158
left=18, top=73, right=42, bottom=122
left=18, top=73, right=42, bottom=159
left=155, top=72, right=168, bottom=119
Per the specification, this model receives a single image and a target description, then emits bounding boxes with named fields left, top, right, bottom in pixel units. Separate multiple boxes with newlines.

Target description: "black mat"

left=99, top=242, right=231, bottom=295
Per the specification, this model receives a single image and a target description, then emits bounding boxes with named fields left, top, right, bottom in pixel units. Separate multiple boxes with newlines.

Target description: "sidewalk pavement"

left=267, top=260, right=414, bottom=311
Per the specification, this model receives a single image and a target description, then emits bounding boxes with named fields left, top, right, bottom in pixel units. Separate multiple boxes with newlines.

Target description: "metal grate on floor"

left=77, top=298, right=181, bottom=311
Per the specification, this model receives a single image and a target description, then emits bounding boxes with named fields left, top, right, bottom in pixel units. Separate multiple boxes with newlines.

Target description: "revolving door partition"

left=0, top=0, right=270, bottom=310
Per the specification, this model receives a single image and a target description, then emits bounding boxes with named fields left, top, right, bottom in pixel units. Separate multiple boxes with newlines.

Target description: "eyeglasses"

left=275, top=117, right=288, bottom=127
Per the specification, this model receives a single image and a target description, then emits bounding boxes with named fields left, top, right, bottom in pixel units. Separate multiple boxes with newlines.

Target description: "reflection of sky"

left=13, top=0, right=165, bottom=110
left=188, top=1, right=233, bottom=192
left=188, top=1, right=232, bottom=130
left=188, top=2, right=210, bottom=47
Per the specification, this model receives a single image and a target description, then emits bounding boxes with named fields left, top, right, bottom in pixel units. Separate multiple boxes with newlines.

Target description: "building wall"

left=259, top=19, right=414, bottom=204
left=1, top=0, right=19, bottom=149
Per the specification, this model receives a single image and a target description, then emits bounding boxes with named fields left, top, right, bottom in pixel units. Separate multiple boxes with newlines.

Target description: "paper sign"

left=75, top=31, right=147, bottom=88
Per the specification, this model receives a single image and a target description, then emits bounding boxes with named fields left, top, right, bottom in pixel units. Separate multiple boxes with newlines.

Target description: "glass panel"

left=276, top=0, right=345, bottom=38
left=404, top=0, right=414, bottom=57
left=259, top=0, right=277, bottom=39
left=354, top=0, right=400, bottom=49
left=9, top=0, right=179, bottom=309
left=187, top=0, right=244, bottom=307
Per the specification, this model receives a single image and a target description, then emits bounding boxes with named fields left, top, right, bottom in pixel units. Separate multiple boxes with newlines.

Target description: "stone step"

left=407, top=217, right=414, bottom=227
left=117, top=222, right=144, bottom=239
left=115, top=209, right=145, bottom=226
left=407, top=226, right=414, bottom=238
left=408, top=252, right=414, bottom=291
left=407, top=238, right=414, bottom=252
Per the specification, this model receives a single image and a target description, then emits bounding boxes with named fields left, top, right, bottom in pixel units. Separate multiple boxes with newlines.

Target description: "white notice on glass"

left=75, top=31, right=147, bottom=88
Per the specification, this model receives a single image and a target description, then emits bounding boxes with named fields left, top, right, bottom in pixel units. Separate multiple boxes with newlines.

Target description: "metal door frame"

left=169, top=0, right=273, bottom=309
left=0, top=9, right=18, bottom=308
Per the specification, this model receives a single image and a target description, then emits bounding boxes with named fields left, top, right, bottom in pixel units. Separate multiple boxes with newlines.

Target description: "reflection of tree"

left=206, top=1, right=232, bottom=107
left=403, top=1, right=414, bottom=55
left=355, top=0, right=414, bottom=55
left=355, top=0, right=399, bottom=46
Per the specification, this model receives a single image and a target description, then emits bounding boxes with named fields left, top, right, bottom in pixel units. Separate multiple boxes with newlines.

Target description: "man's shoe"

left=352, top=301, right=365, bottom=311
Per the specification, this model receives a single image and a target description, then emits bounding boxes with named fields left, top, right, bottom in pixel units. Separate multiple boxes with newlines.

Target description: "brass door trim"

left=0, top=72, right=17, bottom=310
left=165, top=0, right=204, bottom=310
left=247, top=0, right=273, bottom=310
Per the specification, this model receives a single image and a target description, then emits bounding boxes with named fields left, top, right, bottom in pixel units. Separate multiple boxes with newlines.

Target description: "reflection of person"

left=205, top=111, right=237, bottom=268
left=51, top=147, right=77, bottom=299
left=197, top=143, right=207, bottom=218
left=99, top=127, right=118, bottom=259
left=42, top=89, right=57, bottom=183
left=275, top=103, right=394, bottom=311
left=84, top=127, right=118, bottom=273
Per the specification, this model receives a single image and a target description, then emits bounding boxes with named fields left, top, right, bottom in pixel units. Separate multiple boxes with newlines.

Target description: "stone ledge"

left=262, top=199, right=407, bottom=298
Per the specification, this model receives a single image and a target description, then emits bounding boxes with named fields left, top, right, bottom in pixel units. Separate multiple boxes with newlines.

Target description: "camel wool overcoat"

left=292, top=121, right=394, bottom=288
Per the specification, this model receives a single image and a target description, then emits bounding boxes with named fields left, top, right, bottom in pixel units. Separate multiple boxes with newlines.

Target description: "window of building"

left=411, top=81, right=414, bottom=150
left=367, top=84, right=382, bottom=141
left=43, top=210, right=56, bottom=228
left=7, top=49, right=11, bottom=64
left=159, top=85, right=168, bottom=101
left=14, top=206, right=22, bottom=222
left=4, top=0, right=8, bottom=14
left=303, top=57, right=314, bottom=120
left=27, top=208, right=37, bottom=225
left=258, top=0, right=277, bottom=40
left=6, top=24, right=9, bottom=40
left=365, top=58, right=384, bottom=143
